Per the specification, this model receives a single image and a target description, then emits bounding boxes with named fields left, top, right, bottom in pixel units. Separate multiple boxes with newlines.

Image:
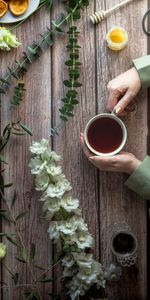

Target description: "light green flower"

left=61, top=254, right=75, bottom=268
left=43, top=198, right=60, bottom=219
left=45, top=175, right=72, bottom=198
left=29, top=139, right=110, bottom=299
left=0, top=27, right=21, bottom=51
left=41, top=150, right=61, bottom=162
left=71, top=231, right=93, bottom=249
left=29, top=157, right=47, bottom=175
left=59, top=218, right=78, bottom=235
left=73, top=252, right=93, bottom=269
left=30, top=139, right=49, bottom=155
left=45, top=164, right=62, bottom=176
left=48, top=221, right=60, bottom=240
left=35, top=171, right=50, bottom=191
left=60, top=197, right=79, bottom=213
left=0, top=243, right=6, bottom=261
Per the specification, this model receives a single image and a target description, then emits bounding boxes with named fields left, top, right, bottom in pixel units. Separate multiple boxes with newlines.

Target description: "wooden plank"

left=96, top=0, right=147, bottom=299
left=1, top=8, right=52, bottom=300
left=51, top=0, right=100, bottom=295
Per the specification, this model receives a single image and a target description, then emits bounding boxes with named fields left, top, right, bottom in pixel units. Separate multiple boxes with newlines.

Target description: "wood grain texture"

left=1, top=7, right=52, bottom=300
left=0, top=0, right=149, bottom=299
left=96, top=0, right=147, bottom=299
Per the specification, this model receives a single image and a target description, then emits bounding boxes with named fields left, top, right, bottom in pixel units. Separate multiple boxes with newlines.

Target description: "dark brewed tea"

left=87, top=117, right=123, bottom=153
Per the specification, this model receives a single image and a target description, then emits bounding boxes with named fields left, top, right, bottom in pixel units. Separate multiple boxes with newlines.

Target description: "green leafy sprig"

left=11, top=81, right=26, bottom=107
left=60, top=16, right=81, bottom=121
left=0, top=0, right=83, bottom=105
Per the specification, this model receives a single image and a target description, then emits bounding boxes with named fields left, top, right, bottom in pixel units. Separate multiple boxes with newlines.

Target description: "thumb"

left=114, top=90, right=134, bottom=115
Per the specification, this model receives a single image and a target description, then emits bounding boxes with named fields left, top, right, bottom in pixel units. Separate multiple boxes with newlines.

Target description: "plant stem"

left=35, top=260, right=60, bottom=282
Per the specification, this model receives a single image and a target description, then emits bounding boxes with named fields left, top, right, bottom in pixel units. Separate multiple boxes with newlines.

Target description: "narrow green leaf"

left=40, top=277, right=54, bottom=283
left=34, top=264, right=45, bottom=271
left=30, top=243, right=36, bottom=261
left=0, top=182, right=13, bottom=188
left=6, top=236, right=18, bottom=247
left=16, top=211, right=28, bottom=221
left=15, top=256, right=26, bottom=263
left=19, top=123, right=33, bottom=136
left=11, top=191, right=17, bottom=207
left=0, top=212, right=12, bottom=223
left=28, top=46, right=36, bottom=54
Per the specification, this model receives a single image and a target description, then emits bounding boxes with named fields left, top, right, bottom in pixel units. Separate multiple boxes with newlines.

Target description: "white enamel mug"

left=84, top=113, right=127, bottom=157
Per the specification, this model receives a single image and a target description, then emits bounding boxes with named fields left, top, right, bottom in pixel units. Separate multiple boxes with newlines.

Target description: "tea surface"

left=87, top=117, right=123, bottom=153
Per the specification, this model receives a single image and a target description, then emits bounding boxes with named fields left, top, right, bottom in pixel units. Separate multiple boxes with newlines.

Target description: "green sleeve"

left=125, top=156, right=150, bottom=200
left=133, top=55, right=150, bottom=88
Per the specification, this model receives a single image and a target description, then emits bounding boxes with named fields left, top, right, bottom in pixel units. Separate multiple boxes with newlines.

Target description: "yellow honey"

left=106, top=27, right=128, bottom=51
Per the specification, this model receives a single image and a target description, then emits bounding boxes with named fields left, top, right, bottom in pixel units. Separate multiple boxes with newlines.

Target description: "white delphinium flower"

left=30, top=139, right=49, bottom=155
left=48, top=221, right=60, bottom=240
left=77, top=260, right=105, bottom=286
left=61, top=254, right=77, bottom=278
left=71, top=230, right=93, bottom=249
left=61, top=254, right=75, bottom=268
left=43, top=198, right=60, bottom=220
left=73, top=252, right=93, bottom=269
left=60, top=197, right=79, bottom=213
left=35, top=171, right=50, bottom=191
left=45, top=164, right=62, bottom=176
left=44, top=174, right=72, bottom=198
left=58, top=218, right=78, bottom=235
left=67, top=260, right=106, bottom=300
left=29, top=139, right=111, bottom=299
left=29, top=157, right=47, bottom=175
left=41, top=150, right=61, bottom=162
left=66, top=276, right=88, bottom=300
left=104, top=263, right=122, bottom=281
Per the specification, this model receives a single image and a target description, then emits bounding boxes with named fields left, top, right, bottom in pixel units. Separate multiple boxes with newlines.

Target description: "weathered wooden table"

left=0, top=0, right=149, bottom=299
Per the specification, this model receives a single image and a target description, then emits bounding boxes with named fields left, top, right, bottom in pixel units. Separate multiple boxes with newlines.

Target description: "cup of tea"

left=84, top=113, right=127, bottom=156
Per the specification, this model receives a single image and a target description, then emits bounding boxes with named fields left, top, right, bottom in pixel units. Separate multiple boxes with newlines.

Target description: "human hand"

left=80, top=133, right=141, bottom=174
left=107, top=67, right=141, bottom=115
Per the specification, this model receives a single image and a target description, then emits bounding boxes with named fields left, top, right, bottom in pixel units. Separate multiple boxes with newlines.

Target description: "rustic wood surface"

left=0, top=0, right=149, bottom=299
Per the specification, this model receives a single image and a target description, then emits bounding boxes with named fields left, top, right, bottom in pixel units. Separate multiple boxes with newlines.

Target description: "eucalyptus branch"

left=59, top=14, right=81, bottom=122
left=0, top=0, right=83, bottom=105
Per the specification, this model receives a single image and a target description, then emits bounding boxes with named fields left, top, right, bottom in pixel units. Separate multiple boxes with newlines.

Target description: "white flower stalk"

left=0, top=27, right=21, bottom=51
left=29, top=139, right=119, bottom=299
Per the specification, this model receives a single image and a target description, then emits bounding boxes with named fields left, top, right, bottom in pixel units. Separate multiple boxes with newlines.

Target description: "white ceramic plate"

left=0, top=0, right=40, bottom=24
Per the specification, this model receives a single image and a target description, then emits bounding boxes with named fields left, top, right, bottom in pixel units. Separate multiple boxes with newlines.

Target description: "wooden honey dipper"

left=90, top=0, right=133, bottom=24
